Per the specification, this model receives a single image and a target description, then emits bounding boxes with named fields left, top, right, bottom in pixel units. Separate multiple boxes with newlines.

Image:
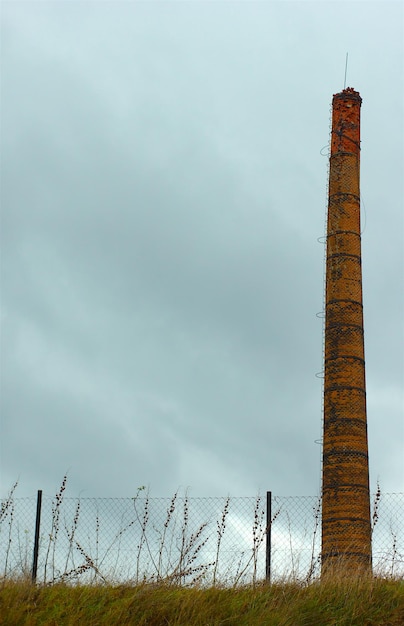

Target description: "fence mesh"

left=1, top=489, right=403, bottom=585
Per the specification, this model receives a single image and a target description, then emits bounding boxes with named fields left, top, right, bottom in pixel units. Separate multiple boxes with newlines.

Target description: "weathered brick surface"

left=322, top=88, right=372, bottom=574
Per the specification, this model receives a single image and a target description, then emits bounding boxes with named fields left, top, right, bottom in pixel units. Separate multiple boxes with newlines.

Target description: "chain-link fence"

left=1, top=486, right=402, bottom=585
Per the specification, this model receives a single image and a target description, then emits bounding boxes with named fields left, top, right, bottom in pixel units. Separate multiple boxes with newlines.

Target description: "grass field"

left=1, top=576, right=404, bottom=626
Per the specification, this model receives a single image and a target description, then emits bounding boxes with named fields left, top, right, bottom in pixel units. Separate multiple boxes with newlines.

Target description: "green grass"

left=1, top=577, right=403, bottom=626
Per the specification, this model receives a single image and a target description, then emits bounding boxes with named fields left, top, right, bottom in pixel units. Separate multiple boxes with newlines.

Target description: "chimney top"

left=333, top=87, right=362, bottom=103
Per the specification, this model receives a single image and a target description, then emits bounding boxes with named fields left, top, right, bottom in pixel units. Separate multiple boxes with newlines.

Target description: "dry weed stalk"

left=43, top=475, right=67, bottom=583
left=213, top=496, right=230, bottom=586
left=305, top=496, right=322, bottom=584
left=232, top=495, right=276, bottom=587
left=64, top=499, right=81, bottom=574
left=372, top=481, right=382, bottom=533
left=0, top=481, right=18, bottom=579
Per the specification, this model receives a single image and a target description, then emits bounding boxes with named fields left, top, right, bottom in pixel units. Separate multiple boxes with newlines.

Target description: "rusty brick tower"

left=321, top=87, right=372, bottom=574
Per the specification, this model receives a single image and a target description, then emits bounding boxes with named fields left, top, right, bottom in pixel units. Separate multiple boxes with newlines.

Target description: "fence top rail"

left=3, top=492, right=403, bottom=501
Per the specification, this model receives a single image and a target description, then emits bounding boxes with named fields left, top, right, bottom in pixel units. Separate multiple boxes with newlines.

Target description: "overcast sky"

left=1, top=0, right=403, bottom=500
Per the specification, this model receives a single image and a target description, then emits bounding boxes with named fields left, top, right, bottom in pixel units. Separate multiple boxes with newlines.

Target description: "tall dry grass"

left=1, top=479, right=279, bottom=586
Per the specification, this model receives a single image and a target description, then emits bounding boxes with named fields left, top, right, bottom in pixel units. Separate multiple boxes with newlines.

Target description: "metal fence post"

left=31, top=490, right=42, bottom=583
left=266, top=490, right=272, bottom=582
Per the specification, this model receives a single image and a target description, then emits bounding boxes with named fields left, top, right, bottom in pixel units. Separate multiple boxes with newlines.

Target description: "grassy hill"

left=1, top=577, right=404, bottom=625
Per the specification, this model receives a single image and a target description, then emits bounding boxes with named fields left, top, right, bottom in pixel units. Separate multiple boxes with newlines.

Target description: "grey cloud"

left=1, top=1, right=402, bottom=499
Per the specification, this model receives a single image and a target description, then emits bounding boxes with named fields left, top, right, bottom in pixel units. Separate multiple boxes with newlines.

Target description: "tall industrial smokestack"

left=321, top=87, right=372, bottom=574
